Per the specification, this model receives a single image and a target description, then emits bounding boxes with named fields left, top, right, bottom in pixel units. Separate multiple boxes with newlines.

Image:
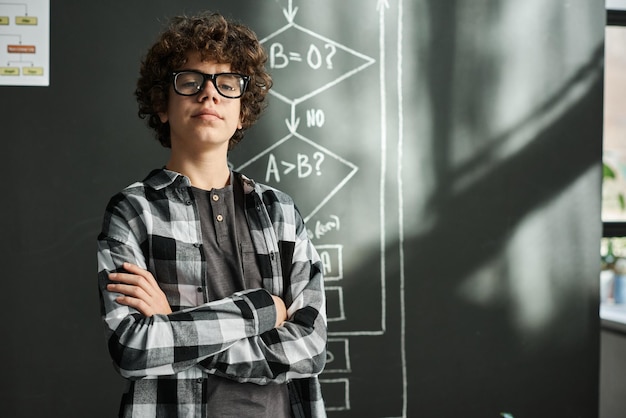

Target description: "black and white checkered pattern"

left=98, top=169, right=327, bottom=417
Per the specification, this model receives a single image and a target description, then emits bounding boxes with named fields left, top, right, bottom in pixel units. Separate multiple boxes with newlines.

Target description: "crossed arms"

left=107, top=262, right=287, bottom=326
left=97, top=191, right=326, bottom=383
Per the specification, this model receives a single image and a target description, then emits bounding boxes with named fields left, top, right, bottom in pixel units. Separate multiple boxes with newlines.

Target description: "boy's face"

left=159, top=52, right=243, bottom=153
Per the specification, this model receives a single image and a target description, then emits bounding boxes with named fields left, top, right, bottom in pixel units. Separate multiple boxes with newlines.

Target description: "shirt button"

left=216, top=214, right=224, bottom=222
left=185, top=200, right=192, bottom=205
left=212, top=194, right=220, bottom=202
left=197, top=287, right=203, bottom=293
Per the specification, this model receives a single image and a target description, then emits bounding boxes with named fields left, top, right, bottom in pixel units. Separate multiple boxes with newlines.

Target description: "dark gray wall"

left=600, top=321, right=626, bottom=418
left=0, top=1, right=603, bottom=417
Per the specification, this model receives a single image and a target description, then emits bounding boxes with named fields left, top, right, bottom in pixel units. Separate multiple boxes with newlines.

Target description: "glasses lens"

left=215, top=74, right=245, bottom=98
left=174, top=72, right=204, bottom=95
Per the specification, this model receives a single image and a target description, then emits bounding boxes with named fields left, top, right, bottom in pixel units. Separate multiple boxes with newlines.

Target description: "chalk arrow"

left=376, top=0, right=390, bottom=11
left=285, top=115, right=300, bottom=134
left=281, top=160, right=296, bottom=175
left=283, top=0, right=298, bottom=23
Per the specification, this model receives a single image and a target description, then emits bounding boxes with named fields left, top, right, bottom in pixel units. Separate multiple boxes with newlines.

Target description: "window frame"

left=603, top=9, right=626, bottom=237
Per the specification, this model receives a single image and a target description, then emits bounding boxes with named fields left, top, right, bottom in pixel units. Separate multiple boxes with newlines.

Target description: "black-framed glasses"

left=171, top=70, right=250, bottom=99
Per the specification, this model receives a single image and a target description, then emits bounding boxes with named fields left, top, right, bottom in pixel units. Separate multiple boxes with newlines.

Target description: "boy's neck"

left=166, top=148, right=231, bottom=190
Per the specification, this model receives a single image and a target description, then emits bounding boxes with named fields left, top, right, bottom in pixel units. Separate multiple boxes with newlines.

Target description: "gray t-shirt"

left=191, top=175, right=291, bottom=418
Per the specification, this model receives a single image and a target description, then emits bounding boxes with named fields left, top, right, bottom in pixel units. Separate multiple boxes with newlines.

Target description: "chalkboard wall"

left=0, top=1, right=604, bottom=417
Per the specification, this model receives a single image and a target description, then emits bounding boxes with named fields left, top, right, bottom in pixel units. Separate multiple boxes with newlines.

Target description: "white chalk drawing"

left=319, top=378, right=351, bottom=411
left=325, top=286, right=346, bottom=322
left=324, top=338, right=351, bottom=373
left=234, top=1, right=407, bottom=416
left=236, top=131, right=358, bottom=224
left=315, top=244, right=343, bottom=281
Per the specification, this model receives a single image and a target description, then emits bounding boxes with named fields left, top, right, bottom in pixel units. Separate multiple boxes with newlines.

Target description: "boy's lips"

left=193, top=108, right=221, bottom=119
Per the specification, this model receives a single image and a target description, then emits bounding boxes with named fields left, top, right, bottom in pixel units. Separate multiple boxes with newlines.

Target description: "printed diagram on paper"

left=0, top=0, right=49, bottom=86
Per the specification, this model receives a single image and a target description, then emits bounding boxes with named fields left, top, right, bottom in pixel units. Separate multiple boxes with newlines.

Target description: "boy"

left=97, top=12, right=327, bottom=418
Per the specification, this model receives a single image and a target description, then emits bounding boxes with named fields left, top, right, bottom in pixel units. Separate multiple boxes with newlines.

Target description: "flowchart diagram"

left=0, top=0, right=49, bottom=86
left=231, top=1, right=407, bottom=416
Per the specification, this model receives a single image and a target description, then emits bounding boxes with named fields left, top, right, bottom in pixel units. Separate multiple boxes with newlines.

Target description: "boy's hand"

left=272, top=295, right=287, bottom=327
left=107, top=262, right=172, bottom=317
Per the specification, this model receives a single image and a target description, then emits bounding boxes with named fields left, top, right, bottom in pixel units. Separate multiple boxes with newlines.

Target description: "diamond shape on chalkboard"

left=260, top=23, right=375, bottom=104
left=235, top=133, right=358, bottom=223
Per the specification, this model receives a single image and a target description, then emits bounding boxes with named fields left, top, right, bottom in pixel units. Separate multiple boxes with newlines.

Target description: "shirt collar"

left=142, top=167, right=256, bottom=192
left=143, top=167, right=190, bottom=191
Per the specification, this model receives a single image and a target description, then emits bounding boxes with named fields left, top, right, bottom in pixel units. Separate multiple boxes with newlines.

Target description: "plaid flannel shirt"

left=97, top=169, right=327, bottom=418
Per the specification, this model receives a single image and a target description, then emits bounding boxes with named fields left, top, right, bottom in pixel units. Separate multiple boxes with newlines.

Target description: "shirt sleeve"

left=199, top=206, right=328, bottom=384
left=97, top=197, right=278, bottom=380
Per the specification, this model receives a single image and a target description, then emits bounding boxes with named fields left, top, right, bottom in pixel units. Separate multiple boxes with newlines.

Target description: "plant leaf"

left=604, top=163, right=617, bottom=180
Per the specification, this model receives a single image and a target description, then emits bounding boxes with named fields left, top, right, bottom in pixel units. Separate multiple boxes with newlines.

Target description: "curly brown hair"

left=135, top=12, right=272, bottom=149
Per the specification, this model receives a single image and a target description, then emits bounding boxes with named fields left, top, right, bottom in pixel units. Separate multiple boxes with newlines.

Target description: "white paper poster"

left=0, top=0, right=49, bottom=86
